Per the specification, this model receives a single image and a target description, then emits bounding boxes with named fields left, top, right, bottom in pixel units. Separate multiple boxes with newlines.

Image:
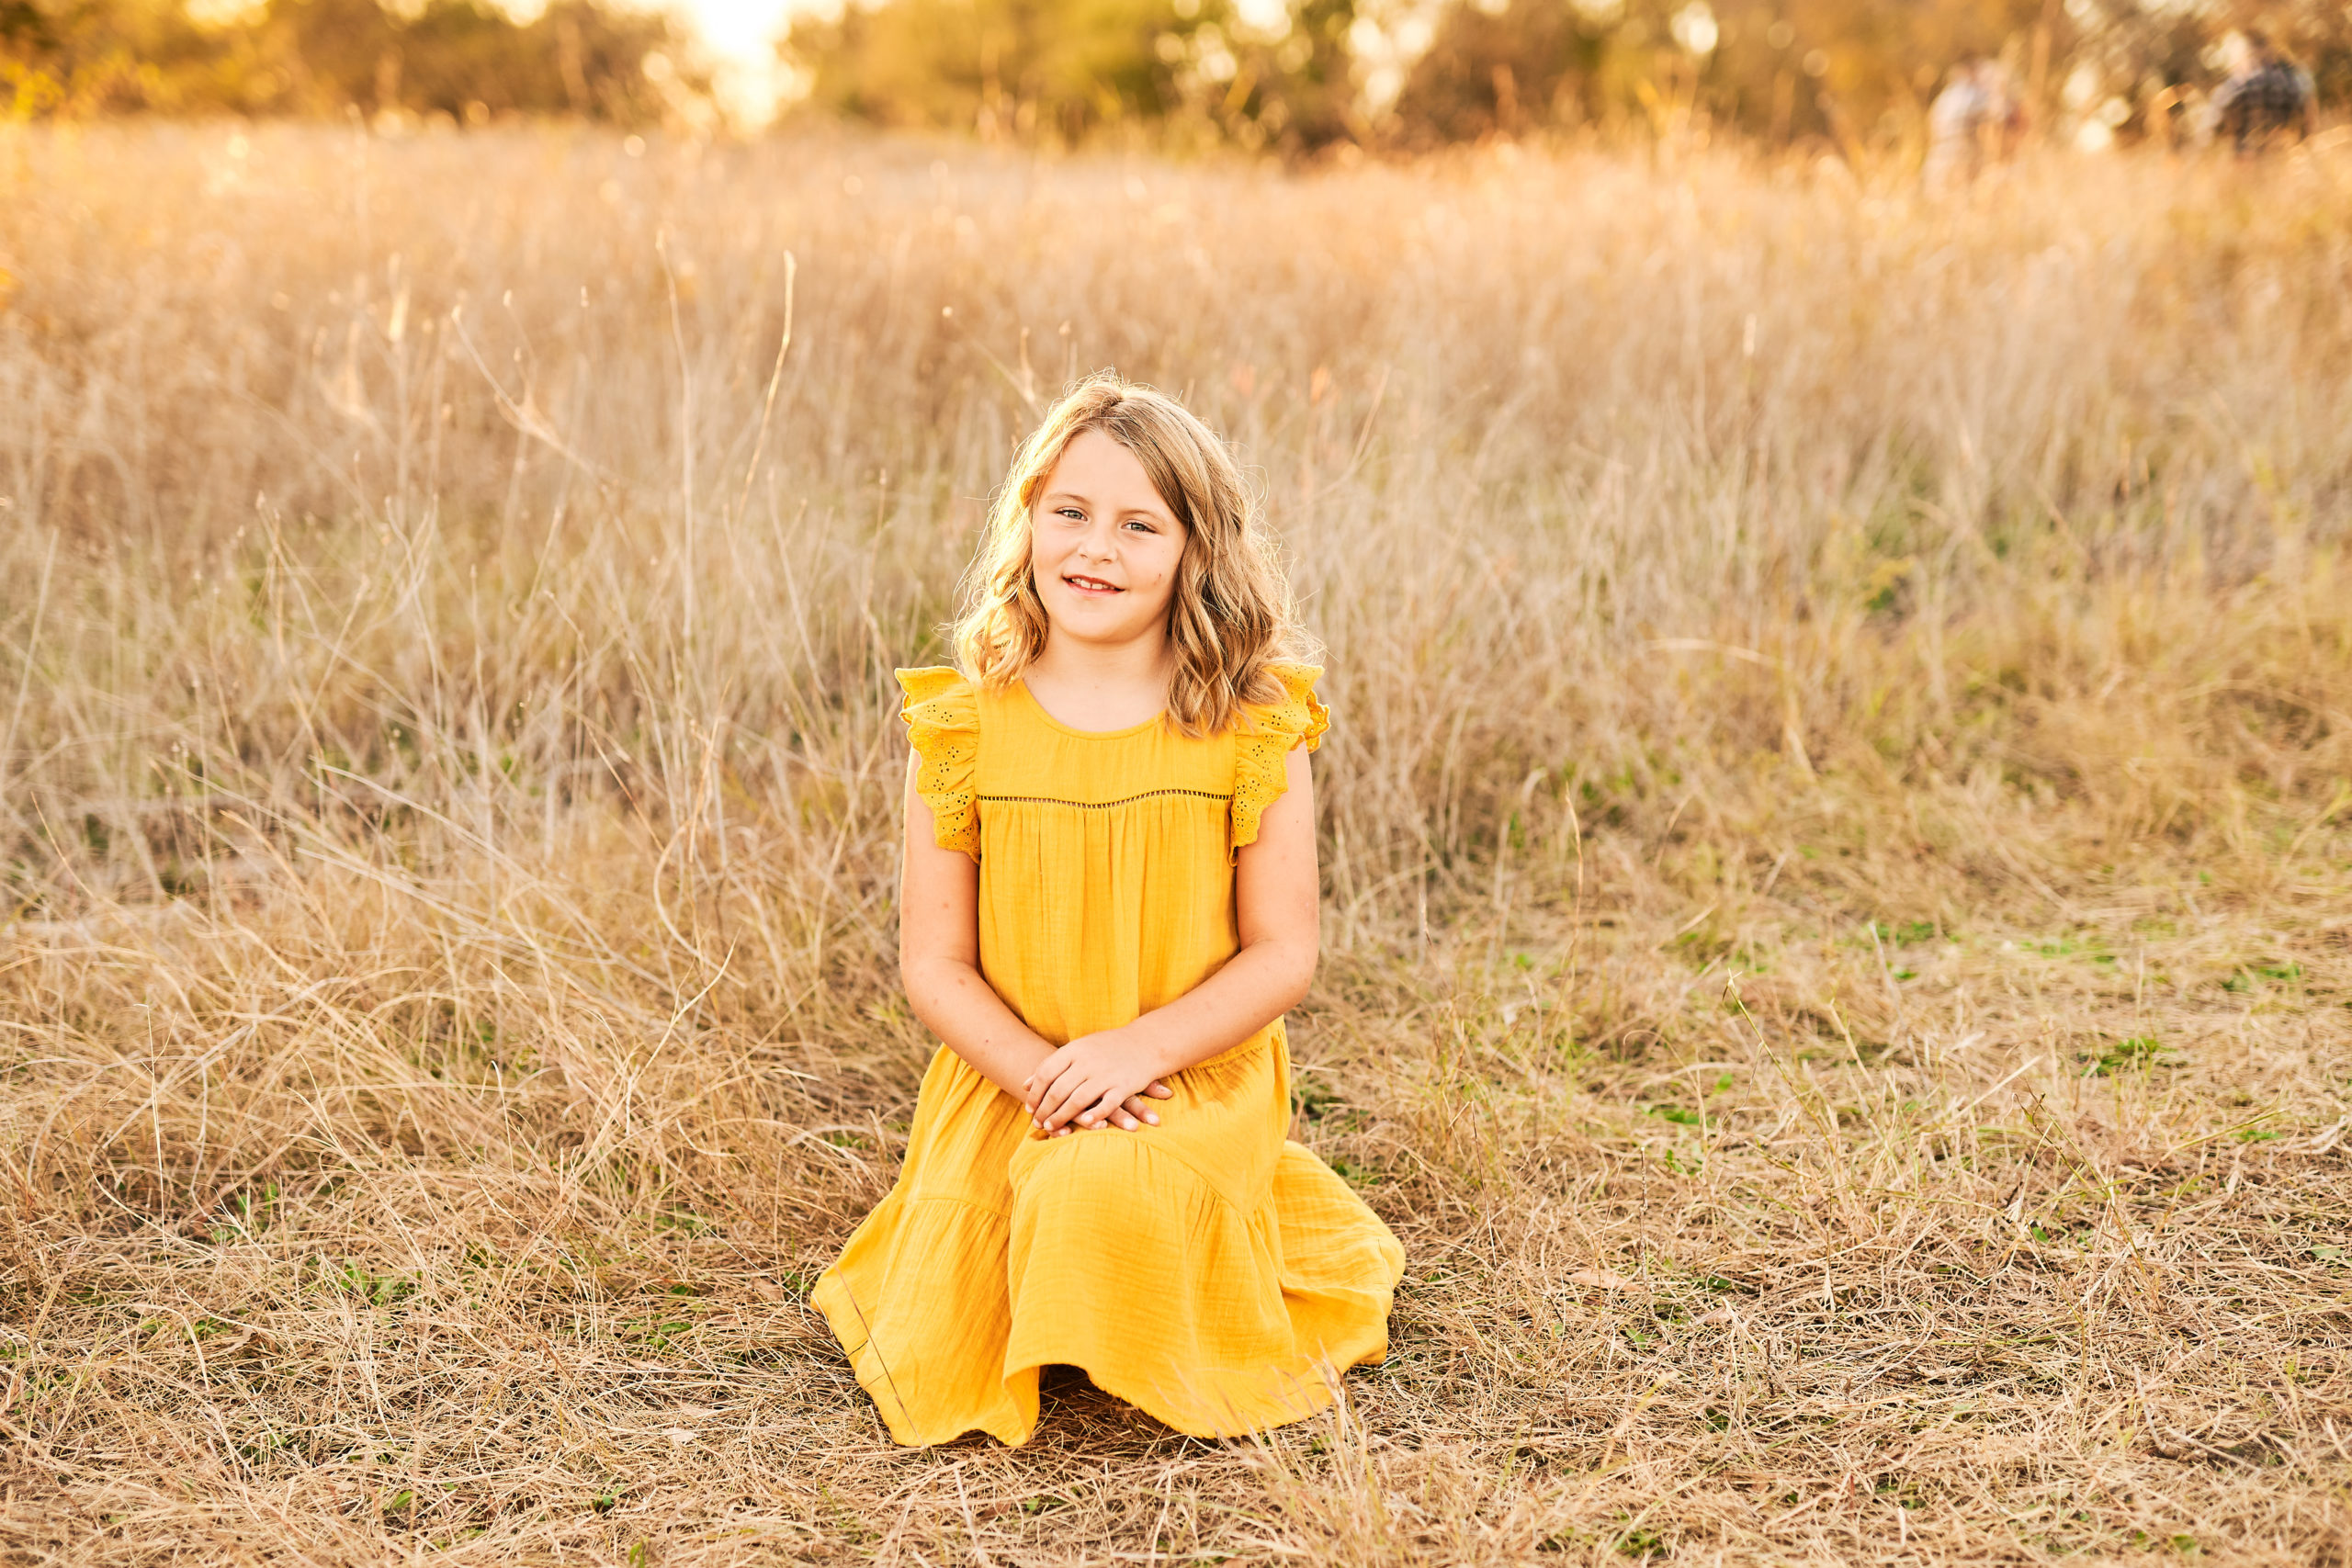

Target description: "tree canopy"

left=4, top=0, right=2341, bottom=149
left=2, top=0, right=698, bottom=120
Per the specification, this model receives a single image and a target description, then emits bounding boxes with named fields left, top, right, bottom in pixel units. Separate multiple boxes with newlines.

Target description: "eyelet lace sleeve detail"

left=1231, top=662, right=1329, bottom=852
left=898, top=667, right=981, bottom=859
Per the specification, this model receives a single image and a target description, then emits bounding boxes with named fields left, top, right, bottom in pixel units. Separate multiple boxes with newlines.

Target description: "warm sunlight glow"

left=684, top=0, right=798, bottom=123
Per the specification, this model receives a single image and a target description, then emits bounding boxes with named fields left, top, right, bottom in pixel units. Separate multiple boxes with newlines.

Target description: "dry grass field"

left=1, top=122, right=2349, bottom=1564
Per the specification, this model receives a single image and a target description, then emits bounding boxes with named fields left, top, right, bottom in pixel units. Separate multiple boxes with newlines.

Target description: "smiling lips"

left=1063, top=573, right=1122, bottom=594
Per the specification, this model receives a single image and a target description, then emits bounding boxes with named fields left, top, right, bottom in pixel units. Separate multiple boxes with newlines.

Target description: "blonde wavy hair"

left=951, top=372, right=1310, bottom=737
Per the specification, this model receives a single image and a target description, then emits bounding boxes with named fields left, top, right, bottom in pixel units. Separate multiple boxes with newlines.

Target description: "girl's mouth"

left=1063, top=574, right=1122, bottom=594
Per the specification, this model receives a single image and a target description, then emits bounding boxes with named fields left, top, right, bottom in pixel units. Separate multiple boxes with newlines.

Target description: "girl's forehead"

left=1039, top=431, right=1180, bottom=513
left=1049, top=428, right=1147, bottom=479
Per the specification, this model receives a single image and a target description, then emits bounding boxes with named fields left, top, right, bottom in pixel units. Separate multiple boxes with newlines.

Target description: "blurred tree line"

left=1, top=0, right=699, bottom=120
left=3, top=0, right=2340, bottom=150
left=1386, top=0, right=2347, bottom=149
left=786, top=0, right=2346, bottom=152
left=784, top=0, right=1361, bottom=147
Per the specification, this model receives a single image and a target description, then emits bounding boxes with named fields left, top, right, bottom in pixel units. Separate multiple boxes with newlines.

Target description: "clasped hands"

left=1023, top=1027, right=1174, bottom=1135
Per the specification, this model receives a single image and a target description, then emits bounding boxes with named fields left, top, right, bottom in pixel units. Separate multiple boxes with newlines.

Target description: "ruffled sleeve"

left=1231, top=662, right=1329, bottom=852
left=898, top=667, right=981, bottom=859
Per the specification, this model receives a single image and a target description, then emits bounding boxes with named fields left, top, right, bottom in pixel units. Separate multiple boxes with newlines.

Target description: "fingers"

left=1072, top=1087, right=1163, bottom=1133
left=1045, top=1077, right=1147, bottom=1134
left=1032, top=1073, right=1082, bottom=1132
left=1079, top=1096, right=1136, bottom=1132
left=1026, top=1048, right=1092, bottom=1127
left=1025, top=1050, right=1174, bottom=1135
left=1021, top=1047, right=1074, bottom=1119
left=1042, top=1080, right=1171, bottom=1134
left=1052, top=1085, right=1106, bottom=1132
left=1035, top=1066, right=1101, bottom=1132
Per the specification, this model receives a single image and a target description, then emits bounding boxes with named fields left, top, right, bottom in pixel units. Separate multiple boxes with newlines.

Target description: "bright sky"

left=689, top=0, right=794, bottom=63
left=684, top=0, right=800, bottom=122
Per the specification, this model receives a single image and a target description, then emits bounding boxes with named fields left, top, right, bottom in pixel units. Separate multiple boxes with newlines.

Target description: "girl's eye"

left=1057, top=508, right=1085, bottom=521
left=1122, top=519, right=1155, bottom=533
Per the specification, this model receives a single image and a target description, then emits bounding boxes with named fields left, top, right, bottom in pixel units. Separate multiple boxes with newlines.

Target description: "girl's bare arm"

left=1024, top=745, right=1318, bottom=1131
left=898, top=755, right=1170, bottom=1128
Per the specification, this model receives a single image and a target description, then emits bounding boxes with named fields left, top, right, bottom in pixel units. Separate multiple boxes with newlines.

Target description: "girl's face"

left=1029, top=428, right=1190, bottom=655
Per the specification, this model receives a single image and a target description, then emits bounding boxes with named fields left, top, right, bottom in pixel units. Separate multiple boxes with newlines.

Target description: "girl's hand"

left=1023, top=1032, right=1174, bottom=1134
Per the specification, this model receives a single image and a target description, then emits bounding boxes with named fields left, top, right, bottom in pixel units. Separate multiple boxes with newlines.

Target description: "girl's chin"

left=1046, top=611, right=1155, bottom=645
left=1045, top=591, right=1134, bottom=622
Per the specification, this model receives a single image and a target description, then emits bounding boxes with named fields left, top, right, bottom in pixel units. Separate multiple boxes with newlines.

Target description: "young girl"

left=812, top=374, right=1406, bottom=1446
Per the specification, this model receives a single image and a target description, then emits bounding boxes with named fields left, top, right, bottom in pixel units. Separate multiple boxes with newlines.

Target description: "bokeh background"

left=6, top=0, right=2350, bottom=151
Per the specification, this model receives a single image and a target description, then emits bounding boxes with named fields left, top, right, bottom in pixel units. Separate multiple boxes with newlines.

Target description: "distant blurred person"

left=2143, top=84, right=2191, bottom=150
left=2209, top=30, right=2316, bottom=153
left=1925, top=59, right=2023, bottom=191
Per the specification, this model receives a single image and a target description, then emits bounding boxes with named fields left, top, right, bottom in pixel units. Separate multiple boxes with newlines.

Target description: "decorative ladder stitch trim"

left=978, top=788, right=1231, bottom=810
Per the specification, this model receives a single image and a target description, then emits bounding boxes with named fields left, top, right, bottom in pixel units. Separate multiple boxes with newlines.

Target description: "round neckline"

left=1013, top=679, right=1166, bottom=739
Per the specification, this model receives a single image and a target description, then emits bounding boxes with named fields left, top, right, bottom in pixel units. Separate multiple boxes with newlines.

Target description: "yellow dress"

left=812, top=663, right=1406, bottom=1446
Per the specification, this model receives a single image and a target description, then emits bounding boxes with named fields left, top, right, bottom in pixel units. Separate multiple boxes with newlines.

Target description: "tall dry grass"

left=0, top=122, right=2348, bottom=1564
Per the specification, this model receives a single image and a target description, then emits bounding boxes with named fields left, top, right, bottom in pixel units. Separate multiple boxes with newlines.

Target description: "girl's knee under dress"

left=812, top=663, right=1405, bottom=1445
